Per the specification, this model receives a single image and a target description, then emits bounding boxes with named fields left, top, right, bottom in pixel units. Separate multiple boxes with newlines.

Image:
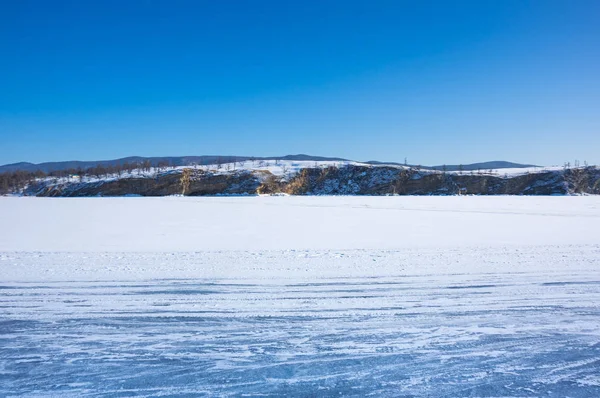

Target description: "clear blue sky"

left=1, top=0, right=598, bottom=166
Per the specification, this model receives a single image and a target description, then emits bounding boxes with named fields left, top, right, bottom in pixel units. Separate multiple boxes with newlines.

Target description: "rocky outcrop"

left=23, top=166, right=600, bottom=197
left=278, top=166, right=599, bottom=196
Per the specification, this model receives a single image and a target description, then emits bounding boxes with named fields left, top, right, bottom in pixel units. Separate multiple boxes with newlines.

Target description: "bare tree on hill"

left=180, top=168, right=192, bottom=195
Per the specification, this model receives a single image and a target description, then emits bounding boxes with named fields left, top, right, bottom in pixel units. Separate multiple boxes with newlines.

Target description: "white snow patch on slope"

left=447, top=165, right=594, bottom=177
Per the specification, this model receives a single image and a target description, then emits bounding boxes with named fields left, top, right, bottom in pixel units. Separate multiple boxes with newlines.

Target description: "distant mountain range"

left=430, top=161, right=538, bottom=171
left=365, top=160, right=537, bottom=171
left=0, top=155, right=537, bottom=174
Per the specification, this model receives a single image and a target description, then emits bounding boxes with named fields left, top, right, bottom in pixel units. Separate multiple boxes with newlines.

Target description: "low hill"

left=0, top=155, right=535, bottom=174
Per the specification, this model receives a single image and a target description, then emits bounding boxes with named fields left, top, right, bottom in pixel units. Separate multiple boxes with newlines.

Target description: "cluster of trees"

left=564, top=160, right=589, bottom=169
left=0, top=160, right=176, bottom=194
left=0, top=170, right=45, bottom=194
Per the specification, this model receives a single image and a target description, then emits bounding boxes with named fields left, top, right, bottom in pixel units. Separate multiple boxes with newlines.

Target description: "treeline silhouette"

left=0, top=160, right=174, bottom=194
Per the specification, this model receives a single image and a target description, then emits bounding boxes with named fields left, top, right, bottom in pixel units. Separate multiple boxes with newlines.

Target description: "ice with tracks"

left=1, top=196, right=599, bottom=396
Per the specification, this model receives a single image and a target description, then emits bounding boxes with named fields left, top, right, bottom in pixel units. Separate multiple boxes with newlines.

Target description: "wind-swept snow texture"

left=1, top=196, right=599, bottom=397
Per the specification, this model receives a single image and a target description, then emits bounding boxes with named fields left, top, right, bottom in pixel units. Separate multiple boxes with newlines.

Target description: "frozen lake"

left=2, top=268, right=600, bottom=396
left=1, top=197, right=599, bottom=396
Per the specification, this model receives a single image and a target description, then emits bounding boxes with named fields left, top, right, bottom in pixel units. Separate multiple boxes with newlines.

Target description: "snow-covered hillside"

left=14, top=160, right=600, bottom=197
left=205, top=159, right=374, bottom=176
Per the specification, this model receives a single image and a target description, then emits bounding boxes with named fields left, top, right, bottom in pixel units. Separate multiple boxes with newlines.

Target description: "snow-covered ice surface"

left=2, top=196, right=600, bottom=252
left=1, top=196, right=600, bottom=397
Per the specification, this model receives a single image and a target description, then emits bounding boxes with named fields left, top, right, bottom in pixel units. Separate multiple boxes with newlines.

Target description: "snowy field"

left=1, top=196, right=600, bottom=397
